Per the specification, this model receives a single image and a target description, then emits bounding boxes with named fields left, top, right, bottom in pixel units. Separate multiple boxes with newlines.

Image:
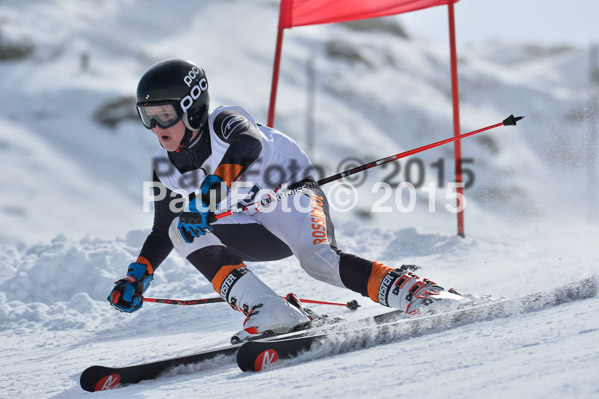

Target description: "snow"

left=1, top=0, right=598, bottom=398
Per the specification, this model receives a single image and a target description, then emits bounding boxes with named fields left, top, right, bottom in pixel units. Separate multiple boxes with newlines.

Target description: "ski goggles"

left=136, top=102, right=183, bottom=130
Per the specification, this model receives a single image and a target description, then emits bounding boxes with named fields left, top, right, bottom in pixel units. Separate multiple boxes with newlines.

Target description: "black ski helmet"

left=136, top=58, right=210, bottom=137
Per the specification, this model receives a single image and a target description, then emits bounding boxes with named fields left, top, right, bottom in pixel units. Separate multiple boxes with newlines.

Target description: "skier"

left=108, top=58, right=467, bottom=341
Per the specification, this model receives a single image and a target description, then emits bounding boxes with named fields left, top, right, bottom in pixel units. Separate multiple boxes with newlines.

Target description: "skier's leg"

left=255, top=185, right=468, bottom=314
left=168, top=218, right=311, bottom=338
left=253, top=185, right=344, bottom=287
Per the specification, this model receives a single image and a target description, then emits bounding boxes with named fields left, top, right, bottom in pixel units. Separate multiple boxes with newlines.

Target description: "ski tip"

left=80, top=366, right=122, bottom=392
left=253, top=349, right=280, bottom=372
left=237, top=344, right=280, bottom=372
left=503, top=114, right=525, bottom=126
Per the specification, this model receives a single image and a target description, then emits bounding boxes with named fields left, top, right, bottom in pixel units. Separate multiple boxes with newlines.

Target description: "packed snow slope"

left=0, top=1, right=598, bottom=398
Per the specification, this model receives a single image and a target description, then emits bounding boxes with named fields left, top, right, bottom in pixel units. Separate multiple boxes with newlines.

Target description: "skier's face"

left=152, top=120, right=197, bottom=152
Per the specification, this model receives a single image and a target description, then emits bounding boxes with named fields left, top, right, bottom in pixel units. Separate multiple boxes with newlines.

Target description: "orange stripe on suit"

left=214, top=164, right=244, bottom=188
left=211, top=263, right=247, bottom=293
left=367, top=261, right=393, bottom=302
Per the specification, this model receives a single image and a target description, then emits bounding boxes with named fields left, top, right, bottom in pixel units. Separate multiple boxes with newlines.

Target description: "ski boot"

left=222, top=268, right=314, bottom=344
left=375, top=264, right=470, bottom=315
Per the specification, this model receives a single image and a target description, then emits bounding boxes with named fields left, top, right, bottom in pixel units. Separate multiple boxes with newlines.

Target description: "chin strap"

left=175, top=127, right=194, bottom=153
left=175, top=124, right=206, bottom=153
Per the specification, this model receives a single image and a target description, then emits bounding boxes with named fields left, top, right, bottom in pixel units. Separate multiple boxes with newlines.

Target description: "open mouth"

left=160, top=135, right=171, bottom=142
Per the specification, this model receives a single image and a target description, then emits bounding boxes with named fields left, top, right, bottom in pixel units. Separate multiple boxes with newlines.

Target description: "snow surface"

left=0, top=1, right=598, bottom=398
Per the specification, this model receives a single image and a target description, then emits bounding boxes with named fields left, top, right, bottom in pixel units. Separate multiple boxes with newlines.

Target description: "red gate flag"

left=279, top=0, right=459, bottom=29
left=269, top=0, right=466, bottom=236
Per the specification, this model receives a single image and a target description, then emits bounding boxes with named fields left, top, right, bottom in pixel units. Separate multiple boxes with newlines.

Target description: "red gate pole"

left=448, top=1, right=465, bottom=238
left=267, top=27, right=285, bottom=128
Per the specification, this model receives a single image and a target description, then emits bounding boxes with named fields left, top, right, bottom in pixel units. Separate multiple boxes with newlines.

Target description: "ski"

left=236, top=275, right=599, bottom=372
left=79, top=308, right=405, bottom=392
left=80, top=343, right=240, bottom=392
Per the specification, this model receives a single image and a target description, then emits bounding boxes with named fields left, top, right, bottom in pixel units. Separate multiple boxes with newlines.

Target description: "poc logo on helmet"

left=184, top=66, right=201, bottom=87
left=180, top=76, right=208, bottom=113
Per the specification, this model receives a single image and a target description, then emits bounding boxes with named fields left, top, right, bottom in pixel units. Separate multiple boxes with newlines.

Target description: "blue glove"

left=177, top=203, right=215, bottom=243
left=177, top=175, right=228, bottom=243
left=108, top=262, right=153, bottom=313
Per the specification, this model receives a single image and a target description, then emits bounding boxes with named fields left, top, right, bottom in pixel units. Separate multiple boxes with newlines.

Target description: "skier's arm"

left=175, top=110, right=263, bottom=243
left=108, top=173, right=180, bottom=312
left=137, top=171, right=179, bottom=270
left=211, top=110, right=262, bottom=189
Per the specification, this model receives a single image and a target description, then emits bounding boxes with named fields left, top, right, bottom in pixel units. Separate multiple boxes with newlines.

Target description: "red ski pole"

left=215, top=114, right=524, bottom=220
left=143, top=297, right=225, bottom=306
left=143, top=296, right=360, bottom=310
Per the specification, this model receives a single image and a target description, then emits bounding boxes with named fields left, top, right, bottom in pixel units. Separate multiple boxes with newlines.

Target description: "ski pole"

left=143, top=297, right=225, bottom=306
left=215, top=114, right=524, bottom=220
left=300, top=298, right=360, bottom=310
left=143, top=296, right=360, bottom=310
